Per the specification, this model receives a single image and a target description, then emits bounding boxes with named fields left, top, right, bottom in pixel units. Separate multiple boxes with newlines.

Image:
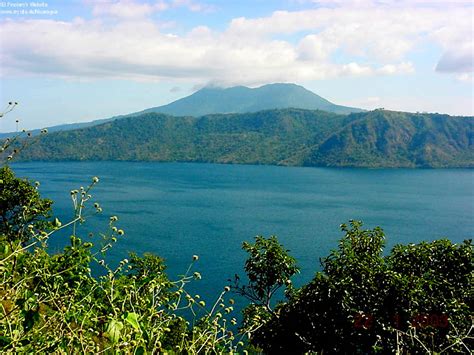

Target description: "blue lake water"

left=11, top=162, right=474, bottom=312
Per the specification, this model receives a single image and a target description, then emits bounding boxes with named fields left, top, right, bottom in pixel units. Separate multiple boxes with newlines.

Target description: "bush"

left=0, top=166, right=52, bottom=244
left=249, top=221, right=473, bottom=353
left=0, top=168, right=240, bottom=353
left=2, top=104, right=472, bottom=353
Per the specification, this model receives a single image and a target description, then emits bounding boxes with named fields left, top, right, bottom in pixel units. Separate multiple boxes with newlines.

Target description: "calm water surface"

left=12, top=162, right=474, bottom=309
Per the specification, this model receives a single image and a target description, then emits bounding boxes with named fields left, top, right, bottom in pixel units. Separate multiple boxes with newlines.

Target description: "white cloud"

left=90, top=0, right=168, bottom=18
left=171, top=0, right=215, bottom=13
left=455, top=73, right=473, bottom=83
left=377, top=62, right=415, bottom=75
left=435, top=44, right=473, bottom=73
left=88, top=0, right=213, bottom=18
left=0, top=0, right=471, bottom=86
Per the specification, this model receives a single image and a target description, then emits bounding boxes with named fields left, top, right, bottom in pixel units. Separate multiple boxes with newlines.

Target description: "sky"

left=0, top=0, right=473, bottom=132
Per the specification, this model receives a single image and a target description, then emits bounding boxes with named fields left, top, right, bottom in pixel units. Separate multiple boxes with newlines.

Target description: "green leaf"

left=124, top=312, right=140, bottom=331
left=106, top=319, right=123, bottom=344
left=0, top=336, right=12, bottom=347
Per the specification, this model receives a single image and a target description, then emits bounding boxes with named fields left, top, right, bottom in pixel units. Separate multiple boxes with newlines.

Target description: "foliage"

left=0, top=169, right=241, bottom=353
left=0, top=166, right=52, bottom=244
left=14, top=108, right=474, bottom=168
left=308, top=109, right=474, bottom=168
left=232, top=236, right=299, bottom=313
left=248, top=221, right=473, bottom=353
left=1, top=101, right=473, bottom=353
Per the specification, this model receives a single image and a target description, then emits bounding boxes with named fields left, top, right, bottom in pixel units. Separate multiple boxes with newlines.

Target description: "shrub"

left=249, top=221, right=473, bottom=353
left=0, top=169, right=240, bottom=353
left=0, top=166, right=52, bottom=244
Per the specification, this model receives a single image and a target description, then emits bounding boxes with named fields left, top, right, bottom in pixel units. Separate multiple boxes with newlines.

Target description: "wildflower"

left=224, top=286, right=230, bottom=292
left=199, top=301, right=206, bottom=307
left=92, top=176, right=99, bottom=183
left=193, top=272, right=202, bottom=280
left=117, top=229, right=124, bottom=235
left=192, top=254, right=199, bottom=261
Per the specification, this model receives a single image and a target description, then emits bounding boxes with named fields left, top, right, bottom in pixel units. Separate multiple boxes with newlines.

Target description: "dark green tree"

left=232, top=236, right=299, bottom=313
left=0, top=166, right=52, bottom=245
left=249, top=221, right=473, bottom=354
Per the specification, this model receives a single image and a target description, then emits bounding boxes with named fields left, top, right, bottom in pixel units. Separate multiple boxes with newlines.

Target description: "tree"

left=249, top=221, right=473, bottom=353
left=0, top=166, right=52, bottom=245
left=232, top=236, right=299, bottom=313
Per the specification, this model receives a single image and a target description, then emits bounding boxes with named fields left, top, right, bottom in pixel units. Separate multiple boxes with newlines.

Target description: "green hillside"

left=308, top=110, right=473, bottom=168
left=15, top=108, right=473, bottom=168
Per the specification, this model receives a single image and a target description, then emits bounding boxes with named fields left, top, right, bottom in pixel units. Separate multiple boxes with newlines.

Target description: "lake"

left=11, top=161, right=474, bottom=312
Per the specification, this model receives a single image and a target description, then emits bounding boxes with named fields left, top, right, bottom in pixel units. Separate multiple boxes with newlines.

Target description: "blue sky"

left=0, top=0, right=472, bottom=132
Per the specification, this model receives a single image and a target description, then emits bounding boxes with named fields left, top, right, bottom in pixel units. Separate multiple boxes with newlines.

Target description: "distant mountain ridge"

left=0, top=83, right=363, bottom=138
left=140, top=83, right=364, bottom=116
left=16, top=108, right=473, bottom=168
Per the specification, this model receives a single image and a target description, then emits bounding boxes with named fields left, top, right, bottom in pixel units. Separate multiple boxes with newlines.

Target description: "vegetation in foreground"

left=0, top=104, right=473, bottom=353
left=0, top=164, right=472, bottom=353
